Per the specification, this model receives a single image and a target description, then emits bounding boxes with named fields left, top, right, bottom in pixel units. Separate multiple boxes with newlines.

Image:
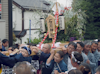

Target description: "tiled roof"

left=13, top=0, right=51, bottom=11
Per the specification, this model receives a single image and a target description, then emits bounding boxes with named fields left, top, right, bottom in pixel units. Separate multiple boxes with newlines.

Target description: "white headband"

left=71, top=51, right=81, bottom=63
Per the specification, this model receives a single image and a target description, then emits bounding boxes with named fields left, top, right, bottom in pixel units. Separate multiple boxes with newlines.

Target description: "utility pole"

left=8, top=0, right=13, bottom=46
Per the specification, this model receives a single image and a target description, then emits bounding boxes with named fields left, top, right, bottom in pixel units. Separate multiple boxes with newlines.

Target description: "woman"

left=46, top=50, right=67, bottom=74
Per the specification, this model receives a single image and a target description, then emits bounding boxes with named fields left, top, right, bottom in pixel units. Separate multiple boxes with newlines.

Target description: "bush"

left=25, top=37, right=41, bottom=45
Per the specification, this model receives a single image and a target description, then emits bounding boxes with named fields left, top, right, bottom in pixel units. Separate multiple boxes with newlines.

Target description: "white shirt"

left=68, top=57, right=73, bottom=71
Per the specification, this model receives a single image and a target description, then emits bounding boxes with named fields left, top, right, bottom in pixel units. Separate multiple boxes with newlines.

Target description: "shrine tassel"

left=38, top=31, right=49, bottom=49
left=52, top=12, right=59, bottom=48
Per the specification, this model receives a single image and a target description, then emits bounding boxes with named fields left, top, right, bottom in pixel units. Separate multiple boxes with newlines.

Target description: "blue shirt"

left=83, top=51, right=96, bottom=74
left=46, top=60, right=67, bottom=73
left=2, top=45, right=6, bottom=51
left=92, top=50, right=100, bottom=71
left=81, top=52, right=88, bottom=63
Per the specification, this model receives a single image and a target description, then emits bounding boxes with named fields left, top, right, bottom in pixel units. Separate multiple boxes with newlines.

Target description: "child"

left=46, top=50, right=67, bottom=74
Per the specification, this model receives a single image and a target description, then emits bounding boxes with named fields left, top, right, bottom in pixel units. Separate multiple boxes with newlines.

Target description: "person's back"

left=13, top=61, right=37, bottom=74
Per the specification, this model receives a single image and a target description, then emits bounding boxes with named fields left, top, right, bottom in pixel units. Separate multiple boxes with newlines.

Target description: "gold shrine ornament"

left=56, top=24, right=59, bottom=27
left=52, top=31, right=55, bottom=34
left=44, top=33, right=46, bottom=36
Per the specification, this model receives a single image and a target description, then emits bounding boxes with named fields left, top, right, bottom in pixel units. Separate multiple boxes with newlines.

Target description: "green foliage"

left=64, top=10, right=86, bottom=41
left=64, top=13, right=79, bottom=38
left=25, top=38, right=41, bottom=44
left=72, top=0, right=100, bottom=39
left=72, top=0, right=83, bottom=12
left=13, top=32, right=17, bottom=42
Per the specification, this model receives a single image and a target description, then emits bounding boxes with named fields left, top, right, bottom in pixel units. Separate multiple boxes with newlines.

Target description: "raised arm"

left=46, top=50, right=55, bottom=64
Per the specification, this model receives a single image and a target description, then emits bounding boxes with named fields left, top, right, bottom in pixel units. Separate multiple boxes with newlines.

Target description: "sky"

left=57, top=0, right=73, bottom=7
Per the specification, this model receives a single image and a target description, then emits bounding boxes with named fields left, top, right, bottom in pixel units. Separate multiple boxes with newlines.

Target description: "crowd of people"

left=0, top=39, right=100, bottom=74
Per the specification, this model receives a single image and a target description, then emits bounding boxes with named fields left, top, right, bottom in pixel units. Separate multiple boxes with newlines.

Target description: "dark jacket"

left=40, top=52, right=51, bottom=74
left=32, top=51, right=51, bottom=74
left=0, top=53, right=32, bottom=68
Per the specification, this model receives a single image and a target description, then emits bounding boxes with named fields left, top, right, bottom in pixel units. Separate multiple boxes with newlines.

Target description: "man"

left=76, top=42, right=89, bottom=63
left=2, top=39, right=9, bottom=51
left=97, top=39, right=100, bottom=52
left=13, top=61, right=37, bottom=74
left=91, top=41, right=100, bottom=71
left=70, top=51, right=83, bottom=69
left=59, top=42, right=77, bottom=71
left=0, top=46, right=32, bottom=68
left=32, top=43, right=51, bottom=61
left=64, top=51, right=83, bottom=74
left=83, top=41, right=96, bottom=74
left=31, top=43, right=51, bottom=74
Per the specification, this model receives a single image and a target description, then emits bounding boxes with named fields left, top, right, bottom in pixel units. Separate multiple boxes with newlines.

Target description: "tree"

left=72, top=0, right=100, bottom=40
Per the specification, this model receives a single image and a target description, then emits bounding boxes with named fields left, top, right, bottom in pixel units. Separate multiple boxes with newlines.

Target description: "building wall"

left=13, top=5, right=42, bottom=43
left=22, top=11, right=41, bottom=43
left=1, top=0, right=8, bottom=39
left=24, top=11, right=40, bottom=29
left=0, top=20, right=6, bottom=40
left=13, top=4, right=22, bottom=31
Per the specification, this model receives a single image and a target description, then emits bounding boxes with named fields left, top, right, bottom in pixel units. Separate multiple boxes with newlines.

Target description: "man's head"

left=2, top=39, right=9, bottom=47
left=18, top=46, right=32, bottom=57
left=42, top=43, right=51, bottom=54
left=67, top=42, right=77, bottom=55
left=76, top=42, right=84, bottom=54
left=68, top=69, right=83, bottom=74
left=91, top=41, right=98, bottom=53
left=96, top=66, right=100, bottom=74
left=79, top=63, right=91, bottom=74
left=71, top=51, right=83, bottom=67
left=83, top=41, right=91, bottom=53
left=13, top=61, right=37, bottom=74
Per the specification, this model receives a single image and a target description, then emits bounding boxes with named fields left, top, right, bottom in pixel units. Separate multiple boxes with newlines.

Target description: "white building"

left=13, top=0, right=51, bottom=43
